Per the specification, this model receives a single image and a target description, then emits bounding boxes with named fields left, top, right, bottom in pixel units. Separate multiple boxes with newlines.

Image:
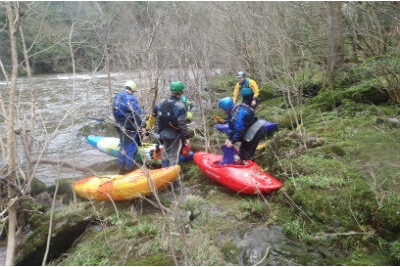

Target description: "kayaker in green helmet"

left=144, top=81, right=190, bottom=167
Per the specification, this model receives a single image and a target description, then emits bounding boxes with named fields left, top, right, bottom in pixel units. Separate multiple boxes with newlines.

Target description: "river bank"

left=12, top=95, right=400, bottom=265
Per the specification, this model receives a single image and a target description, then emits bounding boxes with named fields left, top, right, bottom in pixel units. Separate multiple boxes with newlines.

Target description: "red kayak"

left=193, top=151, right=283, bottom=194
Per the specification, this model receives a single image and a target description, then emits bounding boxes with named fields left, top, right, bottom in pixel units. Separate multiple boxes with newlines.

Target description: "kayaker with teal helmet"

left=232, top=71, right=259, bottom=109
left=144, top=81, right=190, bottom=167
left=113, top=80, right=145, bottom=174
left=218, top=96, right=264, bottom=162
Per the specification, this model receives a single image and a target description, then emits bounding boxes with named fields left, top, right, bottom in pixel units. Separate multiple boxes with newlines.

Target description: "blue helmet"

left=218, top=97, right=234, bottom=112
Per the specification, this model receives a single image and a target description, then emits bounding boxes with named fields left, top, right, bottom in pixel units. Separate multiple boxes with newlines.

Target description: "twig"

left=30, top=158, right=97, bottom=175
left=252, top=246, right=270, bottom=266
left=283, top=192, right=314, bottom=223
left=310, top=231, right=374, bottom=241
left=42, top=176, right=59, bottom=265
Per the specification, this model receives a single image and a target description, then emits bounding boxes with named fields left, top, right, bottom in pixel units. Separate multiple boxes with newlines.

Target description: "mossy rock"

left=307, top=89, right=343, bottom=112
left=15, top=210, right=93, bottom=266
left=126, top=253, right=175, bottom=266
left=343, top=80, right=388, bottom=104
left=31, top=178, right=47, bottom=196
left=289, top=178, right=376, bottom=230
left=373, top=194, right=400, bottom=239
left=46, top=178, right=76, bottom=204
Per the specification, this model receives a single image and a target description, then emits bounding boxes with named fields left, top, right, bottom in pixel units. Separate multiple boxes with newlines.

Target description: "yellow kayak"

left=74, top=165, right=181, bottom=201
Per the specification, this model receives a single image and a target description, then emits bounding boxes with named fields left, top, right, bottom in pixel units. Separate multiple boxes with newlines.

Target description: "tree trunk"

left=326, top=2, right=344, bottom=83
left=5, top=2, right=19, bottom=265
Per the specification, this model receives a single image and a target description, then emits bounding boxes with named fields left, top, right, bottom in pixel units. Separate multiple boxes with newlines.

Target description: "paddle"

left=214, top=115, right=226, bottom=124
left=87, top=116, right=104, bottom=122
left=219, top=145, right=239, bottom=165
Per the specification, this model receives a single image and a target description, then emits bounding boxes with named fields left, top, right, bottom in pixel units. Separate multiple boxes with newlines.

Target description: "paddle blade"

left=214, top=115, right=226, bottom=124
left=219, top=145, right=239, bottom=165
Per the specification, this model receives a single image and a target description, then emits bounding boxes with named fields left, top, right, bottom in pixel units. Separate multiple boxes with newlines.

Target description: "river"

left=1, top=72, right=170, bottom=185
left=0, top=73, right=154, bottom=265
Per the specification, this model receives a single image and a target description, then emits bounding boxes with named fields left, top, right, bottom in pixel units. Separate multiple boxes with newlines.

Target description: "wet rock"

left=15, top=212, right=93, bottom=266
left=218, top=225, right=326, bottom=265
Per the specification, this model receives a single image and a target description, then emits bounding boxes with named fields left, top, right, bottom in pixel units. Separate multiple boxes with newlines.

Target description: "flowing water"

left=1, top=73, right=155, bottom=185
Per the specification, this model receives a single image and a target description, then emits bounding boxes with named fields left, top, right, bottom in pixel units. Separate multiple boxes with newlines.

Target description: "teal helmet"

left=170, top=81, right=186, bottom=94
left=218, top=97, right=234, bottom=112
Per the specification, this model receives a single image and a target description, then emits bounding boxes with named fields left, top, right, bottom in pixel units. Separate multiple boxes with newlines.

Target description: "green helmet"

left=170, top=81, right=186, bottom=94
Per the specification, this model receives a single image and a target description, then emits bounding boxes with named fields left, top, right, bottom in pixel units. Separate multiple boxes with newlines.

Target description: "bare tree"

left=4, top=2, right=19, bottom=265
left=326, top=2, right=344, bottom=83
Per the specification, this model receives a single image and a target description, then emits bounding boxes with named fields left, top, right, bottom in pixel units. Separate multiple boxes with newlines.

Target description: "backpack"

left=231, top=103, right=257, bottom=130
left=157, top=99, right=180, bottom=140
left=113, top=92, right=142, bottom=130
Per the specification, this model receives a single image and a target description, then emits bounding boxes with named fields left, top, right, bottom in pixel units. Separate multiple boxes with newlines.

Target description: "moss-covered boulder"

left=343, top=80, right=388, bottom=104
left=15, top=209, right=93, bottom=266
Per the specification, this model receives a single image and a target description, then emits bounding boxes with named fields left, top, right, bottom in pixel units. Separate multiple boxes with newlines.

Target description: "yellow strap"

left=146, top=115, right=156, bottom=130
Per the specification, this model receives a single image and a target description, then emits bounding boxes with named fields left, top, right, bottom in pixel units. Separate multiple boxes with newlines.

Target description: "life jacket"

left=157, top=99, right=180, bottom=140
left=231, top=103, right=258, bottom=132
left=113, top=91, right=142, bottom=130
left=239, top=78, right=253, bottom=97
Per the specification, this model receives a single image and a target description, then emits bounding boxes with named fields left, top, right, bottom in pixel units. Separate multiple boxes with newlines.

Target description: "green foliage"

left=240, top=198, right=269, bottom=221
left=258, top=83, right=276, bottom=101
left=282, top=218, right=311, bottom=243
left=181, top=194, right=204, bottom=212
left=125, top=221, right=158, bottom=238
left=208, top=74, right=237, bottom=94
left=389, top=239, right=400, bottom=264
left=374, top=192, right=400, bottom=238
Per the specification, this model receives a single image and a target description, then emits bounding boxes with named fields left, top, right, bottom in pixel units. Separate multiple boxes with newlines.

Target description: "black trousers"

left=239, top=128, right=265, bottom=161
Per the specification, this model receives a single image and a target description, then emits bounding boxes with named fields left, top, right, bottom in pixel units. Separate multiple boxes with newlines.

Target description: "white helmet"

left=124, top=80, right=136, bottom=91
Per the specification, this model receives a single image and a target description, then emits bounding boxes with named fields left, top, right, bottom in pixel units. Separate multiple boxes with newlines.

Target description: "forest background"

left=1, top=1, right=400, bottom=266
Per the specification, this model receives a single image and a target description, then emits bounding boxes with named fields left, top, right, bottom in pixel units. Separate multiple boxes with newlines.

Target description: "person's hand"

left=251, top=99, right=256, bottom=107
left=225, top=139, right=233, bottom=148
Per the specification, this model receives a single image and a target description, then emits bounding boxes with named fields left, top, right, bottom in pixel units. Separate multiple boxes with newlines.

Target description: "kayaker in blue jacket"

left=218, top=96, right=265, bottom=162
left=113, top=80, right=144, bottom=174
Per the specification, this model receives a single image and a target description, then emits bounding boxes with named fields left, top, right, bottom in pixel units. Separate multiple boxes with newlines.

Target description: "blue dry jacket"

left=113, top=90, right=142, bottom=130
left=226, top=104, right=257, bottom=143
